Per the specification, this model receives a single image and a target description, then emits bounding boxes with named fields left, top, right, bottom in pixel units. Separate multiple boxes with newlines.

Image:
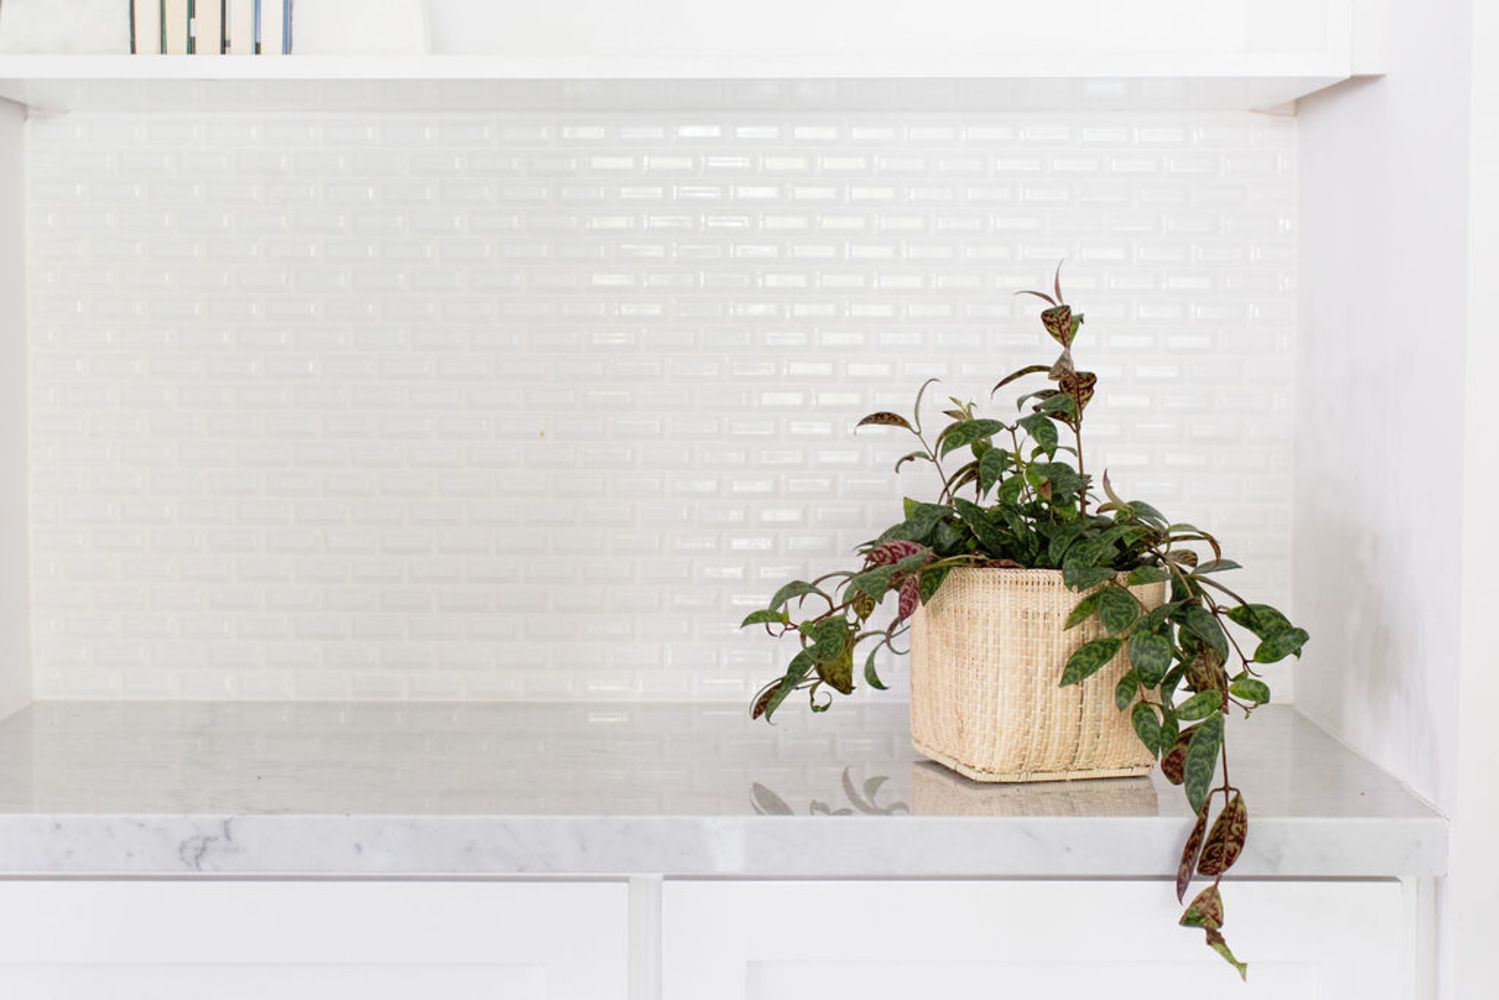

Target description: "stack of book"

left=132, top=1, right=292, bottom=55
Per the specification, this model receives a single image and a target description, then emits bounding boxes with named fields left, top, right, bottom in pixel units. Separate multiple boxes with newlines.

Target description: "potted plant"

left=740, top=268, right=1309, bottom=977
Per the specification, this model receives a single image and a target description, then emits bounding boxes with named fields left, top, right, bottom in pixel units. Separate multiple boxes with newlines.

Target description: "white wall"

left=22, top=109, right=1298, bottom=701
left=1452, top=3, right=1499, bottom=996
left=0, top=99, right=30, bottom=720
left=1296, top=0, right=1485, bottom=996
left=1295, top=9, right=1469, bottom=809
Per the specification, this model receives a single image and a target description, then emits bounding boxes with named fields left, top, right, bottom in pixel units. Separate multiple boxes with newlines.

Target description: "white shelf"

left=0, top=0, right=1377, bottom=113
left=0, top=55, right=1356, bottom=113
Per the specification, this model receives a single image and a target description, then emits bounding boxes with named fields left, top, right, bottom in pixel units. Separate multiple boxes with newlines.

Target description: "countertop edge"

left=0, top=813, right=1448, bottom=879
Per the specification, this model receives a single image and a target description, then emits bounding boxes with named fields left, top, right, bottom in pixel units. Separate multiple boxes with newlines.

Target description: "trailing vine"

left=740, top=267, right=1309, bottom=977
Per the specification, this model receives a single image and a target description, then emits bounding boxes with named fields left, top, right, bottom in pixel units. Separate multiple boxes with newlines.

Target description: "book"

left=260, top=0, right=289, bottom=55
left=163, top=0, right=189, bottom=53
left=132, top=0, right=162, bottom=54
left=226, top=0, right=255, bottom=54
left=193, top=0, right=223, bottom=54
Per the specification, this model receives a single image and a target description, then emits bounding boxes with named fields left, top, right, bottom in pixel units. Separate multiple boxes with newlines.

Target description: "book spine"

left=227, top=0, right=255, bottom=54
left=260, top=0, right=285, bottom=55
left=194, top=0, right=224, bottom=55
left=132, top=0, right=163, bottom=55
left=163, top=0, right=190, bottom=54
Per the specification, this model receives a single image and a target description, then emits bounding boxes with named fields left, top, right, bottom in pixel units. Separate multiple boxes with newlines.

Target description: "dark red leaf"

left=1177, top=802, right=1210, bottom=903
left=1198, top=792, right=1248, bottom=876
left=1014, top=288, right=1057, bottom=306
left=989, top=364, right=1050, bottom=398
left=856, top=411, right=913, bottom=432
left=1161, top=740, right=1189, bottom=785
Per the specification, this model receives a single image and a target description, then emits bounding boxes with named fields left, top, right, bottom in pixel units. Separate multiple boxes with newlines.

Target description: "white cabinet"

left=0, top=881, right=629, bottom=1000
left=661, top=880, right=1410, bottom=1000
left=0, top=877, right=1424, bottom=999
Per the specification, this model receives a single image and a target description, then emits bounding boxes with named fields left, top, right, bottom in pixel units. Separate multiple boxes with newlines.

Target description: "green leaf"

left=918, top=565, right=950, bottom=605
left=1158, top=707, right=1179, bottom=755
left=1225, top=603, right=1293, bottom=639
left=932, top=518, right=965, bottom=555
left=1017, top=412, right=1058, bottom=454
left=806, top=618, right=850, bottom=661
left=1177, top=605, right=1229, bottom=663
left=952, top=498, right=1011, bottom=558
left=1184, top=714, right=1224, bottom=813
left=1062, top=543, right=1114, bottom=590
left=1253, top=627, right=1310, bottom=664
left=740, top=609, right=788, bottom=628
left=1046, top=522, right=1086, bottom=565
left=1096, top=585, right=1139, bottom=635
left=978, top=448, right=1010, bottom=495
left=1131, top=500, right=1168, bottom=526
left=1125, top=565, right=1169, bottom=587
left=848, top=566, right=894, bottom=602
left=889, top=502, right=950, bottom=544
left=1229, top=675, right=1271, bottom=704
left=1064, top=592, right=1099, bottom=630
left=1115, top=670, right=1140, bottom=711
left=1066, top=565, right=1116, bottom=591
left=816, top=645, right=855, bottom=695
left=893, top=551, right=932, bottom=576
left=938, top=419, right=1007, bottom=458
left=1131, top=601, right=1179, bottom=636
left=762, top=650, right=815, bottom=721
left=769, top=580, right=824, bottom=612
left=1127, top=631, right=1173, bottom=687
left=1131, top=701, right=1162, bottom=757
left=1175, top=690, right=1222, bottom=722
left=1059, top=637, right=1123, bottom=686
left=1028, top=461, right=1083, bottom=502
left=1193, top=559, right=1241, bottom=575
left=1037, top=392, right=1077, bottom=416
left=863, top=647, right=888, bottom=691
left=1206, top=930, right=1248, bottom=981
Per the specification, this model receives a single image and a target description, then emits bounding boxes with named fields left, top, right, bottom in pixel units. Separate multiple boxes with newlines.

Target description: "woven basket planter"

left=909, top=567, right=1165, bottom=783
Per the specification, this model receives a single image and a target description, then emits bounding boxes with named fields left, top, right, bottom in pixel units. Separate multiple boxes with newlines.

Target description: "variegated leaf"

left=1198, top=791, right=1248, bottom=876
left=1184, top=714, right=1224, bottom=813
left=855, top=411, right=913, bottom=431
left=1176, top=802, right=1210, bottom=902
left=1059, top=637, right=1123, bottom=687
left=1205, top=929, right=1248, bottom=981
left=1179, top=883, right=1224, bottom=930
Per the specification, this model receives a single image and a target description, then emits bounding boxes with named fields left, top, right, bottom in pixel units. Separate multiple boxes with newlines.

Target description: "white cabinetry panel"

left=0, top=881, right=627, bottom=1000
left=662, top=880, right=1406, bottom=1000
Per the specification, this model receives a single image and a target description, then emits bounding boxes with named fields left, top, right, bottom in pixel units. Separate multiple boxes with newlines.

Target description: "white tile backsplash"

left=24, top=110, right=1297, bottom=702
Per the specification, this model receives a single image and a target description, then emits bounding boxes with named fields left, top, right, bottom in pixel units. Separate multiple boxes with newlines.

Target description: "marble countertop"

left=0, top=701, right=1444, bottom=878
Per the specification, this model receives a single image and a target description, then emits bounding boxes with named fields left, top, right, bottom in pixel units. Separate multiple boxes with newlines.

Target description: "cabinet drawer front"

left=663, top=879, right=1408, bottom=1000
left=0, top=880, right=627, bottom=1000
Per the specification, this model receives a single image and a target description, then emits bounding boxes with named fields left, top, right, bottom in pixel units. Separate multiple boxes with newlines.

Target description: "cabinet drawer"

left=662, top=879, right=1408, bottom=1000
left=0, top=880, right=627, bottom=1000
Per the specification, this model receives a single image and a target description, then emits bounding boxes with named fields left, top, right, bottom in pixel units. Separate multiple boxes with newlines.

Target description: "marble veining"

left=0, top=701, right=1445, bottom=877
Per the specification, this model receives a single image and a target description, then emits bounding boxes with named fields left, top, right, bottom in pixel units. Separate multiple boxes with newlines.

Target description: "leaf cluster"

left=737, top=268, right=1309, bottom=976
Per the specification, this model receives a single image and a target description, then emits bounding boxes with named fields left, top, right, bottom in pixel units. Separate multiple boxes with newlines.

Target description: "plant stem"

left=1074, top=422, right=1087, bottom=516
